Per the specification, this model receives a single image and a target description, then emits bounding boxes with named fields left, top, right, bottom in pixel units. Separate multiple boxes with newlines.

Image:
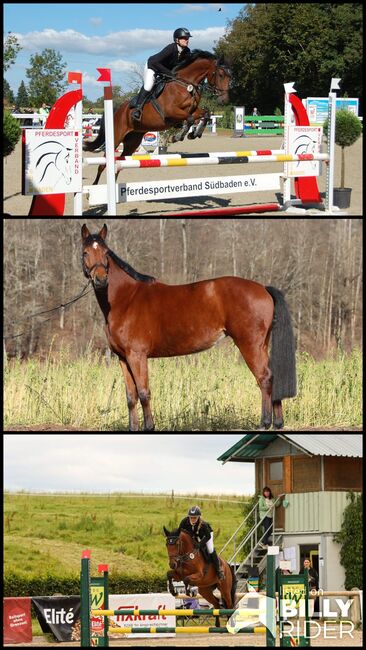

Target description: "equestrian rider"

left=178, top=505, right=224, bottom=580
left=132, top=27, right=192, bottom=121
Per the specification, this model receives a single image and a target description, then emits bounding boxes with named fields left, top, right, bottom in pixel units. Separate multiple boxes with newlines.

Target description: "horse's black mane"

left=84, top=234, right=155, bottom=283
left=173, top=49, right=215, bottom=72
left=108, top=249, right=156, bottom=283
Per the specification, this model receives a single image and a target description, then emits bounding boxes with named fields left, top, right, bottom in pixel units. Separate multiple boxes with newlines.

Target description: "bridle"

left=166, top=534, right=200, bottom=569
left=82, top=253, right=109, bottom=281
left=173, top=58, right=231, bottom=104
left=207, top=61, right=232, bottom=100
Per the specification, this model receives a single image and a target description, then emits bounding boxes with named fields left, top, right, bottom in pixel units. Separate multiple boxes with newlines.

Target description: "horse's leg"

left=197, top=586, right=221, bottom=627
left=119, top=359, right=139, bottom=431
left=187, top=108, right=210, bottom=139
left=115, top=131, right=145, bottom=181
left=92, top=163, right=106, bottom=186
left=233, top=338, right=273, bottom=429
left=167, top=570, right=179, bottom=596
left=273, top=399, right=284, bottom=429
left=171, top=115, right=195, bottom=142
left=125, top=351, right=155, bottom=431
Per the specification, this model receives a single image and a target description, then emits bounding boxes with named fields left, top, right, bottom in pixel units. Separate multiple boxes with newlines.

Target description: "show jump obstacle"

left=80, top=547, right=310, bottom=647
left=25, top=72, right=342, bottom=216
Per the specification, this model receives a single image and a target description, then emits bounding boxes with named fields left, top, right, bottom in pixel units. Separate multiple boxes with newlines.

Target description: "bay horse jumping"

left=163, top=527, right=237, bottom=626
left=81, top=223, right=296, bottom=431
left=84, top=50, right=231, bottom=186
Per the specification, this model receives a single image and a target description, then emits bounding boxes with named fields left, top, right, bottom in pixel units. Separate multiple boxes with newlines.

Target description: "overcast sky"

left=4, top=434, right=255, bottom=496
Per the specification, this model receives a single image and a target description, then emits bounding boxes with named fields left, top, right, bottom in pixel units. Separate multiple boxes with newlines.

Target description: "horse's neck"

left=181, top=532, right=195, bottom=550
left=109, top=257, right=139, bottom=301
left=176, top=59, right=213, bottom=85
left=95, top=257, right=138, bottom=320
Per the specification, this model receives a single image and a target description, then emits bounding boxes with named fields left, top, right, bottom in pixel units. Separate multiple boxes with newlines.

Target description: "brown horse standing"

left=81, top=223, right=296, bottom=431
left=163, top=527, right=237, bottom=625
left=84, top=51, right=231, bottom=186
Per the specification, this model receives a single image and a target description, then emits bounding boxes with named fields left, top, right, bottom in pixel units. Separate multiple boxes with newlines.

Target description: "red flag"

left=97, top=68, right=111, bottom=83
left=68, top=71, right=82, bottom=85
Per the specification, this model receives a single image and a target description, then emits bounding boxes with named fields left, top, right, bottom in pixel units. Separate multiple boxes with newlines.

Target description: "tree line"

left=3, top=218, right=362, bottom=360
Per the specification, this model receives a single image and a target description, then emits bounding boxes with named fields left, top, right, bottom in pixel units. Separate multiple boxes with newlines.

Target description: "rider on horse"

left=178, top=505, right=224, bottom=580
left=132, top=27, right=192, bottom=121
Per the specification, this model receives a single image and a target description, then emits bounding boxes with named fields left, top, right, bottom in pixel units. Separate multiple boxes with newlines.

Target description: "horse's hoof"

left=187, top=132, right=195, bottom=140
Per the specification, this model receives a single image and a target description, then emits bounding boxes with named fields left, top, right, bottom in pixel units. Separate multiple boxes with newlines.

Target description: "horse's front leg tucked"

left=187, top=108, right=211, bottom=139
left=167, top=570, right=179, bottom=597
left=171, top=115, right=195, bottom=142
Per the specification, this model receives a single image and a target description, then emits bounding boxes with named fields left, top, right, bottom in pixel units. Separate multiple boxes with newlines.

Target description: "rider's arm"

left=148, top=44, right=176, bottom=76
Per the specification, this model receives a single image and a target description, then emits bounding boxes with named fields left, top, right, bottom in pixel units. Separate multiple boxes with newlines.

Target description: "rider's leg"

left=132, top=63, right=155, bottom=121
left=206, top=533, right=224, bottom=580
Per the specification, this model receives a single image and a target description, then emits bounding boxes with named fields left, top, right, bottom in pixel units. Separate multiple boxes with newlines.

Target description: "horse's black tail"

left=266, top=286, right=297, bottom=402
left=83, top=113, right=106, bottom=151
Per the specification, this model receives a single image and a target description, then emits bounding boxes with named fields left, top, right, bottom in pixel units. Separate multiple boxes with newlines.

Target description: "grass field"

left=4, top=492, right=245, bottom=579
left=4, top=344, right=362, bottom=430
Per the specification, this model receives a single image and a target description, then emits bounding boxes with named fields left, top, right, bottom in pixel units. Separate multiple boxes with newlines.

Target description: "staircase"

left=220, top=498, right=283, bottom=593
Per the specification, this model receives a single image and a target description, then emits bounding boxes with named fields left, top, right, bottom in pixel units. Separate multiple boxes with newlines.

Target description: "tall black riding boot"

left=132, top=87, right=150, bottom=121
left=211, top=550, right=224, bottom=580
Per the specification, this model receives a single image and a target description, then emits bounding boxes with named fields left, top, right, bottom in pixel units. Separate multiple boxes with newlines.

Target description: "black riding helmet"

left=188, top=505, right=201, bottom=517
left=174, top=28, right=192, bottom=40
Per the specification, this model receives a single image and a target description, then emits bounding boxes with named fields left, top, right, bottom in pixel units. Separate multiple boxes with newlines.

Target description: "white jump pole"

left=103, top=85, right=117, bottom=216
left=325, top=78, right=340, bottom=213
left=74, top=94, right=83, bottom=215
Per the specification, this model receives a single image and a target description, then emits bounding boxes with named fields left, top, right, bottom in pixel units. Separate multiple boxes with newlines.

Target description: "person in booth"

left=178, top=505, right=224, bottom=580
left=132, top=27, right=192, bottom=121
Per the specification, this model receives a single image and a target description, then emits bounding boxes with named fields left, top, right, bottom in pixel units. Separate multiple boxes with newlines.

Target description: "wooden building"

left=217, top=433, right=362, bottom=592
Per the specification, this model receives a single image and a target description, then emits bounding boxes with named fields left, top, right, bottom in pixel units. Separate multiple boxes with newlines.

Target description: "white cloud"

left=4, top=434, right=253, bottom=495
left=13, top=27, right=226, bottom=57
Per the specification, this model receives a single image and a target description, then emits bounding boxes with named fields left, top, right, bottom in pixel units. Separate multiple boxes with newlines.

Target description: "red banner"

left=3, top=597, right=32, bottom=643
left=68, top=71, right=82, bottom=85
left=96, top=68, right=111, bottom=83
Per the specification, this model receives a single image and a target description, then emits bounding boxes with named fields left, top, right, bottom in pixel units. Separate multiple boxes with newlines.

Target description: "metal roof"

left=217, top=433, right=363, bottom=463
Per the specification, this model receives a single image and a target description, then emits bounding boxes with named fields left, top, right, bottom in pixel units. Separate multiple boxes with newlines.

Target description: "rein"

left=168, top=536, right=201, bottom=567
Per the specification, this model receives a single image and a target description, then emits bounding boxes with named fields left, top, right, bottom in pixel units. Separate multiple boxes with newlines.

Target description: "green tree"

left=334, top=492, right=362, bottom=589
left=26, top=49, right=67, bottom=107
left=4, top=32, right=22, bottom=72
left=215, top=3, right=362, bottom=114
left=4, top=79, right=15, bottom=105
left=16, top=81, right=30, bottom=109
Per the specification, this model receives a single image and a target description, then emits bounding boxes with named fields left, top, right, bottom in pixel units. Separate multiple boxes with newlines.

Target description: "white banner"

left=108, top=593, right=176, bottom=638
left=285, top=125, right=323, bottom=178
left=117, top=173, right=282, bottom=203
left=234, top=106, right=245, bottom=135
left=23, top=129, right=82, bottom=194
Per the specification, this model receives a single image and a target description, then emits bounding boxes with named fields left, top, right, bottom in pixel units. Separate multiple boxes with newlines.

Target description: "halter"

left=83, top=258, right=109, bottom=280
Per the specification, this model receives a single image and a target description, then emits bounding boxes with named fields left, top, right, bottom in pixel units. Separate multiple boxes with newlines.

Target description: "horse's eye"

left=83, top=252, right=88, bottom=256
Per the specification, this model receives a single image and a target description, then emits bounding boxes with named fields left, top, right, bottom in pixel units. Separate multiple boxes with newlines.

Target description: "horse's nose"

left=169, top=560, right=177, bottom=570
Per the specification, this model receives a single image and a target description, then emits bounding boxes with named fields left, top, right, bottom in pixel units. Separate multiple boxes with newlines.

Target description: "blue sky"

left=4, top=434, right=255, bottom=495
left=4, top=3, right=244, bottom=101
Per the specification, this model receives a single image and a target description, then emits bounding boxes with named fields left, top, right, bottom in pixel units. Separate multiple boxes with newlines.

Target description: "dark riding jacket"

left=147, top=43, right=191, bottom=76
left=178, top=517, right=212, bottom=548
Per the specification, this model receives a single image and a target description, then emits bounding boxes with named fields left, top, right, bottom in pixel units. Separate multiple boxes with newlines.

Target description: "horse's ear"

left=81, top=224, right=90, bottom=241
left=163, top=526, right=169, bottom=537
left=99, top=223, right=108, bottom=240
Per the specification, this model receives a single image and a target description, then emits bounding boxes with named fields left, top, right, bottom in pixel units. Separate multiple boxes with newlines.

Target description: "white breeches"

left=206, top=532, right=214, bottom=554
left=143, top=62, right=155, bottom=91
